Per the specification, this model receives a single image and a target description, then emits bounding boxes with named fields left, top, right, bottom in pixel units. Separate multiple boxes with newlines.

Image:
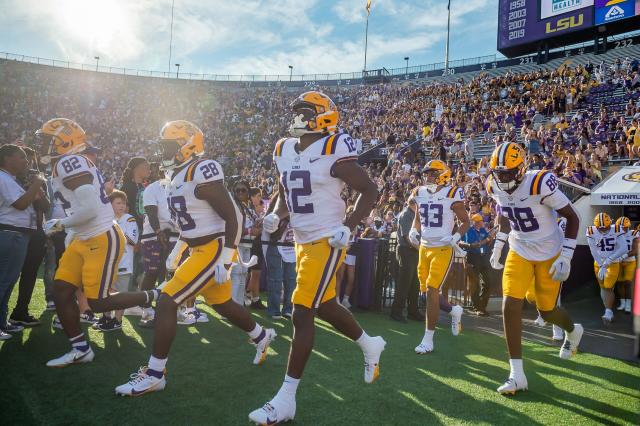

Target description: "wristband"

left=220, top=247, right=235, bottom=265
left=495, top=231, right=508, bottom=243
left=559, top=238, right=577, bottom=258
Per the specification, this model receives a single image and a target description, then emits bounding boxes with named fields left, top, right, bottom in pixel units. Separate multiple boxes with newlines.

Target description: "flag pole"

left=445, top=0, right=451, bottom=74
left=363, top=12, right=369, bottom=74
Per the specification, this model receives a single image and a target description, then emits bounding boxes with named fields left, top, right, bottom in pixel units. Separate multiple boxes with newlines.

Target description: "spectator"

left=460, top=214, right=493, bottom=315
left=390, top=197, right=421, bottom=322
left=264, top=219, right=295, bottom=319
left=0, top=144, right=45, bottom=339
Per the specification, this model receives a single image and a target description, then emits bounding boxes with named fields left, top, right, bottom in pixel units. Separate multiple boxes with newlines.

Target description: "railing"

left=557, top=177, right=591, bottom=203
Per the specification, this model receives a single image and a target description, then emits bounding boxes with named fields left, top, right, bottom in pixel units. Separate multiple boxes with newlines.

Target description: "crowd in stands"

left=0, top=53, right=639, bottom=327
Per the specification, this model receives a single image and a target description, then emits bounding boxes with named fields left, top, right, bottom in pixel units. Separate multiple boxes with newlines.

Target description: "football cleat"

left=601, top=309, right=614, bottom=325
left=115, top=366, right=166, bottom=397
left=80, top=311, right=97, bottom=324
left=194, top=309, right=209, bottom=323
left=124, top=306, right=144, bottom=316
left=497, top=376, right=528, bottom=395
left=616, top=300, right=626, bottom=311
left=415, top=341, right=433, bottom=354
left=51, top=315, right=63, bottom=330
left=248, top=398, right=296, bottom=425
left=177, top=310, right=197, bottom=325
left=534, top=315, right=546, bottom=327
left=363, top=336, right=386, bottom=384
left=253, top=328, right=277, bottom=365
left=552, top=324, right=564, bottom=342
left=559, top=323, right=583, bottom=360
left=450, top=305, right=463, bottom=336
left=46, top=348, right=94, bottom=367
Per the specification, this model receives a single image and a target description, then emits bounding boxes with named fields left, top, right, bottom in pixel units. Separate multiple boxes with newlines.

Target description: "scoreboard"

left=498, top=0, right=640, bottom=57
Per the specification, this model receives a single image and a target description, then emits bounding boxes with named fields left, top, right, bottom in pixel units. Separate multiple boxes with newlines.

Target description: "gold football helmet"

left=490, top=142, right=526, bottom=192
left=422, top=160, right=451, bottom=188
left=594, top=212, right=612, bottom=232
left=289, top=91, right=339, bottom=137
left=35, top=118, right=87, bottom=164
left=158, top=120, right=204, bottom=170
left=616, top=216, right=630, bottom=231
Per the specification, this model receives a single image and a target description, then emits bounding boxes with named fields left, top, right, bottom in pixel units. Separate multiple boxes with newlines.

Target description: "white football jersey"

left=413, top=184, right=464, bottom=247
left=142, top=179, right=178, bottom=241
left=273, top=132, right=359, bottom=244
left=52, top=154, right=114, bottom=240
left=619, top=229, right=636, bottom=263
left=167, top=158, right=226, bottom=239
left=116, top=213, right=138, bottom=274
left=487, top=170, right=571, bottom=261
left=586, top=225, right=627, bottom=266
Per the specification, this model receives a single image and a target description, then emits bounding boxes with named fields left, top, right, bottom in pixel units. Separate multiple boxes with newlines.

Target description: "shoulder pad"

left=586, top=225, right=595, bottom=236
left=274, top=138, right=288, bottom=157
left=54, top=154, right=93, bottom=179
left=321, top=133, right=343, bottom=155
left=529, top=170, right=550, bottom=195
left=446, top=186, right=463, bottom=199
left=184, top=159, right=207, bottom=183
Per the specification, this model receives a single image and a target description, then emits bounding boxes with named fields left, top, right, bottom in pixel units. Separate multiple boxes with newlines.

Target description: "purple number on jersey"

left=419, top=203, right=443, bottom=228
left=501, top=206, right=539, bottom=232
left=281, top=170, right=314, bottom=214
left=168, top=196, right=196, bottom=231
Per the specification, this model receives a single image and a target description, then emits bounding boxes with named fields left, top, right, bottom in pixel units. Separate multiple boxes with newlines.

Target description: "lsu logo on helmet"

left=289, top=91, right=339, bottom=137
left=35, top=118, right=87, bottom=164
left=594, top=212, right=612, bottom=229
left=158, top=120, right=204, bottom=170
left=490, top=142, right=526, bottom=191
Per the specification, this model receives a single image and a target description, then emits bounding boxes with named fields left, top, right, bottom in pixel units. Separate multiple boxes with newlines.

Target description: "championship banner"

left=591, top=166, right=640, bottom=205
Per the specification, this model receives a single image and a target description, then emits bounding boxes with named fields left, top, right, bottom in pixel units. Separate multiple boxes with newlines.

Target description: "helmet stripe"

left=498, top=143, right=509, bottom=167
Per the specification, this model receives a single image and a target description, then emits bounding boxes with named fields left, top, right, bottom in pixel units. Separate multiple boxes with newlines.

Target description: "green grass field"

left=1, top=281, right=639, bottom=425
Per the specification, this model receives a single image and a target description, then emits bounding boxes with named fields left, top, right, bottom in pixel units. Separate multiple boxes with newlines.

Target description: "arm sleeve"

left=59, top=184, right=100, bottom=228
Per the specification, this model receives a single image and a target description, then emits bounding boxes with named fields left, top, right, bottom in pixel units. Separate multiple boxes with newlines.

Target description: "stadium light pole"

left=175, top=63, right=180, bottom=79
left=94, top=56, right=100, bottom=72
left=404, top=56, right=409, bottom=75
left=168, top=0, right=175, bottom=75
left=444, top=0, right=451, bottom=74
left=289, top=65, right=293, bottom=82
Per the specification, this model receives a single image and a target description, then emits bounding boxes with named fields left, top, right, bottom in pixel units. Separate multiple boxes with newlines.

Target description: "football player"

left=487, top=142, right=583, bottom=395
left=36, top=119, right=162, bottom=367
left=115, top=121, right=275, bottom=396
left=614, top=216, right=636, bottom=314
left=409, top=160, right=470, bottom=353
left=137, top=163, right=180, bottom=327
left=249, top=92, right=385, bottom=425
left=586, top=213, right=628, bottom=323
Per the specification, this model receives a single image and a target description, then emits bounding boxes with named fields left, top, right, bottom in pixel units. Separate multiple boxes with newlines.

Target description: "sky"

left=0, top=0, right=500, bottom=77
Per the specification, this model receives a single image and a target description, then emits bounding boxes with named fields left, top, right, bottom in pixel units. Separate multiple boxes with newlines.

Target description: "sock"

left=356, top=331, right=375, bottom=352
left=509, top=359, right=524, bottom=378
left=421, top=329, right=434, bottom=344
left=148, top=355, right=167, bottom=377
left=276, top=375, right=300, bottom=399
left=248, top=324, right=265, bottom=343
left=69, top=333, right=90, bottom=352
left=252, top=296, right=260, bottom=303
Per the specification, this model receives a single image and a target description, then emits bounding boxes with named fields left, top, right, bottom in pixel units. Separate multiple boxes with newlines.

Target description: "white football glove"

left=327, top=225, right=351, bottom=250
left=262, top=213, right=280, bottom=234
left=490, top=232, right=508, bottom=270
left=440, top=233, right=461, bottom=247
left=549, top=239, right=576, bottom=282
left=166, top=240, right=188, bottom=273
left=453, top=244, right=467, bottom=258
left=43, top=219, right=64, bottom=236
left=409, top=228, right=420, bottom=246
left=597, top=266, right=607, bottom=282
left=213, top=247, right=235, bottom=284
